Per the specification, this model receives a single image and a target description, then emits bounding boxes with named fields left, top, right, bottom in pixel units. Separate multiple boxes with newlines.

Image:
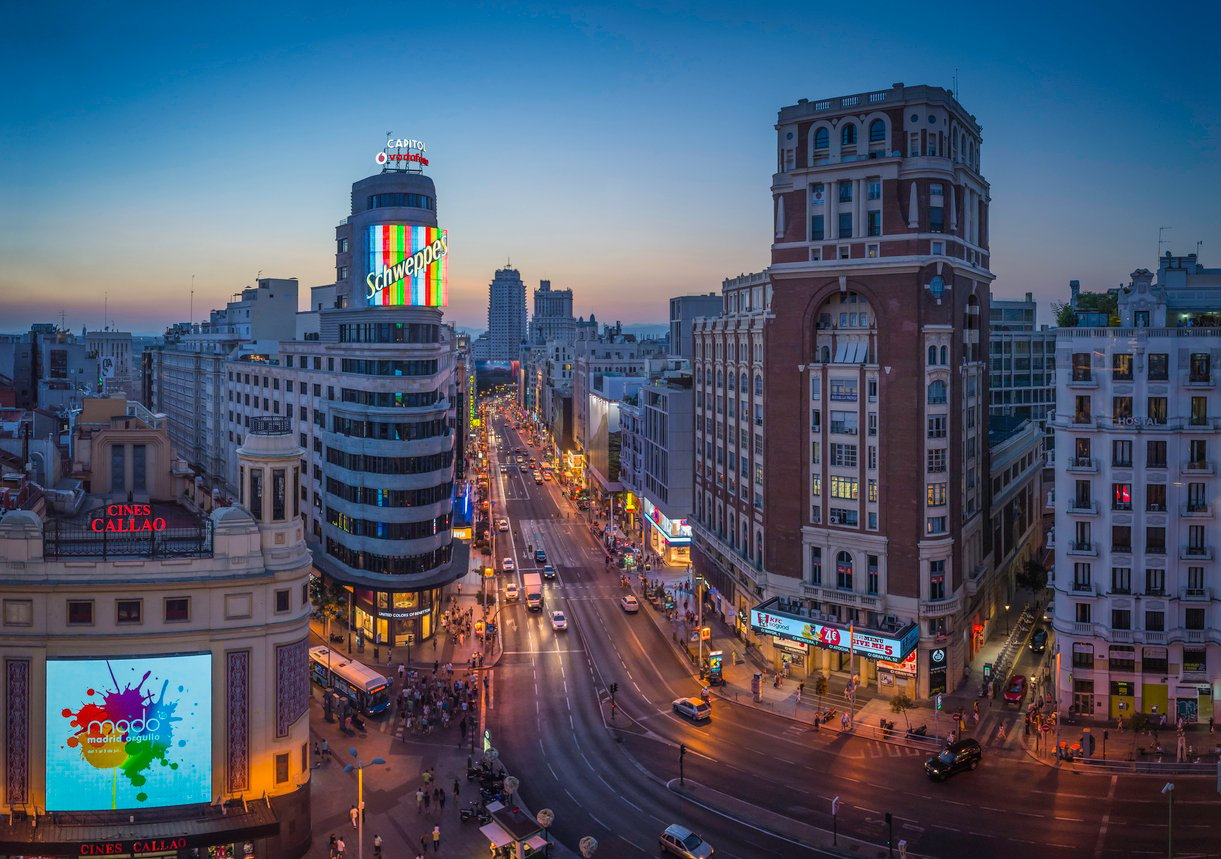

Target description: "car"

left=505, top=583, right=519, bottom=601
left=620, top=594, right=640, bottom=613
left=1003, top=674, right=1027, bottom=704
left=534, top=548, right=547, bottom=563
left=1029, top=628, right=1048, bottom=652
left=502, top=557, right=515, bottom=572
left=659, top=824, right=714, bottom=858
left=497, top=519, right=509, bottom=532
left=499, top=465, right=508, bottom=473
left=535, top=476, right=544, bottom=485
left=925, top=738, right=982, bottom=781
left=671, top=697, right=713, bottom=722
left=542, top=472, right=551, bottom=481
left=551, top=611, right=568, bottom=631
left=542, top=564, right=556, bottom=579
left=1042, top=601, right=1055, bottom=623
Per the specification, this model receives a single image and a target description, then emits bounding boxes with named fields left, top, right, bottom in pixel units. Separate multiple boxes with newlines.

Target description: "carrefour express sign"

left=750, top=608, right=917, bottom=661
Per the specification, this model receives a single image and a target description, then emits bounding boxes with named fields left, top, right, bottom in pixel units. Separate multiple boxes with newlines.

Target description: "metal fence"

left=43, top=519, right=213, bottom=560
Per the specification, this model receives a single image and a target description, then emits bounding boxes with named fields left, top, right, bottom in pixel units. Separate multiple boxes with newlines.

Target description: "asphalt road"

left=479, top=414, right=1221, bottom=858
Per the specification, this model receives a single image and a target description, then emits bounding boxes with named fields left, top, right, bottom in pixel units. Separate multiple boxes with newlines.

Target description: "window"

left=867, top=556, right=879, bottom=594
left=927, top=448, right=946, bottom=472
left=1190, top=396, right=1208, bottom=426
left=1189, top=352, right=1211, bottom=383
left=1111, top=567, right=1131, bottom=593
left=1145, top=483, right=1166, bottom=512
left=1111, top=609, right=1131, bottom=630
left=867, top=210, right=882, bottom=237
left=830, top=379, right=858, bottom=401
left=1183, top=648, right=1206, bottom=673
left=164, top=597, right=190, bottom=622
left=1112, top=439, right=1132, bottom=467
left=1071, top=353, right=1092, bottom=382
left=838, top=212, right=853, bottom=238
left=116, top=600, right=142, bottom=625
left=829, top=507, right=858, bottom=526
left=1188, top=524, right=1207, bottom=552
left=1147, top=397, right=1167, bottom=424
left=811, top=214, right=825, bottom=241
left=1145, top=568, right=1165, bottom=595
left=1187, top=566, right=1205, bottom=593
left=1109, top=646, right=1135, bottom=671
left=830, top=476, right=858, bottom=499
left=926, top=516, right=947, bottom=534
left=841, top=124, right=857, bottom=147
left=839, top=182, right=853, bottom=203
left=813, top=127, right=829, bottom=150
left=1112, top=396, right=1132, bottom=419
left=1072, top=644, right=1094, bottom=669
left=1147, top=353, right=1168, bottom=381
left=1074, top=395, right=1091, bottom=423
left=926, top=483, right=947, bottom=506
left=275, top=589, right=291, bottom=613
left=1112, top=353, right=1133, bottom=380
left=68, top=600, right=94, bottom=625
left=927, top=416, right=946, bottom=438
left=3, top=599, right=32, bottom=626
left=931, top=240, right=944, bottom=256
left=275, top=752, right=290, bottom=785
left=835, top=551, right=853, bottom=589
left=929, top=206, right=944, bottom=233
left=927, top=380, right=947, bottom=404
left=111, top=444, right=125, bottom=492
left=830, top=443, right=857, bottom=467
left=1185, top=609, right=1206, bottom=631
left=1187, top=482, right=1207, bottom=512
left=1075, top=603, right=1092, bottom=624
left=1112, top=525, right=1131, bottom=553
left=868, top=446, right=877, bottom=469
left=868, top=119, right=886, bottom=142
left=929, top=559, right=946, bottom=600
left=830, top=411, right=858, bottom=434
left=1147, top=440, right=1166, bottom=468
left=1111, top=483, right=1132, bottom=510
left=1145, top=526, right=1165, bottom=554
left=810, top=547, right=822, bottom=584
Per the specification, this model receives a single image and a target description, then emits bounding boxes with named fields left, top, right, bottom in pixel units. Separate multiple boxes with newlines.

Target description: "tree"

left=813, top=673, right=829, bottom=713
left=310, top=576, right=346, bottom=637
left=890, top=693, right=917, bottom=730
left=1016, top=560, right=1049, bottom=593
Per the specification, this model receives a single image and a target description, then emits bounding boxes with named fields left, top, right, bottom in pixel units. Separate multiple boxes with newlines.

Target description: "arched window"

left=696, top=367, right=703, bottom=385
left=835, top=551, right=853, bottom=589
left=841, top=124, right=857, bottom=147
left=755, top=531, right=763, bottom=566
left=814, top=127, right=829, bottom=150
left=868, top=119, right=886, bottom=143
left=927, top=380, right=947, bottom=405
left=741, top=522, right=749, bottom=555
left=820, top=345, right=831, bottom=363
left=717, top=370, right=723, bottom=388
left=739, top=372, right=748, bottom=394
left=754, top=375, right=763, bottom=396
left=940, top=345, right=948, bottom=365
left=927, top=345, right=938, bottom=366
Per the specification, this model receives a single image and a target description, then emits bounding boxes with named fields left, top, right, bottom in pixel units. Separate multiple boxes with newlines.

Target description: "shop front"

left=639, top=496, right=692, bottom=567
left=353, top=587, right=442, bottom=650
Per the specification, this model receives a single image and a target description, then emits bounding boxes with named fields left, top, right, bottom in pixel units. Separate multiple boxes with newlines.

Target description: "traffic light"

left=609, top=682, right=618, bottom=694
left=936, top=693, right=943, bottom=710
left=679, top=743, right=686, bottom=761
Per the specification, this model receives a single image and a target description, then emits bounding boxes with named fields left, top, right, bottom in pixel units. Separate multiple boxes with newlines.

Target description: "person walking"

left=432, top=825, right=441, bottom=852
left=416, top=787, right=425, bottom=812
left=329, top=834, right=338, bottom=859
left=420, top=833, right=429, bottom=854
left=373, top=833, right=383, bottom=857
left=349, top=805, right=359, bottom=829
left=335, top=836, right=346, bottom=857
left=423, top=790, right=431, bottom=812
left=453, top=778, right=461, bottom=800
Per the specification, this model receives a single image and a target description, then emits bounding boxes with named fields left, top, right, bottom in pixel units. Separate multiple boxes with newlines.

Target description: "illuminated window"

left=926, top=484, right=947, bottom=506
left=1111, top=483, right=1132, bottom=511
left=830, top=476, right=859, bottom=499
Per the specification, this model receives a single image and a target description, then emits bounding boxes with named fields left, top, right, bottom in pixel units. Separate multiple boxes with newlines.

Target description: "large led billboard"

left=366, top=223, right=448, bottom=307
left=46, top=654, right=212, bottom=811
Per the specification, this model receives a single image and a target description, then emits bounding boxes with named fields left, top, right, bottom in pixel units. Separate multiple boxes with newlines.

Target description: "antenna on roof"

left=953, top=68, right=959, bottom=99
left=1158, top=226, right=1173, bottom=259
left=190, top=274, right=195, bottom=323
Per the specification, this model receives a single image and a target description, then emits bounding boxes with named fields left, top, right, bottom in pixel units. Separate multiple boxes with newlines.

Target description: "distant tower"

left=236, top=416, right=309, bottom=572
left=486, top=268, right=528, bottom=360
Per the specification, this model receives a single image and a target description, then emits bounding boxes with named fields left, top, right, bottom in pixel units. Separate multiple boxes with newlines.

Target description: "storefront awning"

left=479, top=822, right=514, bottom=848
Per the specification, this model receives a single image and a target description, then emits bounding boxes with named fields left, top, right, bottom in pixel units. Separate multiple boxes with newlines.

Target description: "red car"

left=1003, top=674, right=1027, bottom=705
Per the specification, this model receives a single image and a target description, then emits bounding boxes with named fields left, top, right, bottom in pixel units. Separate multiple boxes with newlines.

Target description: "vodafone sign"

left=750, top=602, right=918, bottom=661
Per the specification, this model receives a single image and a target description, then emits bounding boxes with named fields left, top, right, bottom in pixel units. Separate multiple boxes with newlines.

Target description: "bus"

left=308, top=645, right=391, bottom=716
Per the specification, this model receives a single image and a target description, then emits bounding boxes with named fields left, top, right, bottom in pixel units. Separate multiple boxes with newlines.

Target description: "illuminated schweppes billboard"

left=367, top=223, right=449, bottom=307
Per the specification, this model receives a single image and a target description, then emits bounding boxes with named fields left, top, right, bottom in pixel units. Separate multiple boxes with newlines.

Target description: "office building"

left=484, top=267, right=528, bottom=361
left=669, top=293, right=722, bottom=360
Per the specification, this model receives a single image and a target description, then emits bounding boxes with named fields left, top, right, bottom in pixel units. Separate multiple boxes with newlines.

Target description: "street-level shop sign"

left=750, top=604, right=918, bottom=661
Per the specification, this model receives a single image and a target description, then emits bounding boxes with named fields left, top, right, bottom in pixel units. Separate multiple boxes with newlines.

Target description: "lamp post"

left=343, top=749, right=385, bottom=859
left=1162, top=782, right=1175, bottom=859
left=537, top=809, right=555, bottom=857
left=579, top=836, right=598, bottom=858
left=1004, top=603, right=1010, bottom=636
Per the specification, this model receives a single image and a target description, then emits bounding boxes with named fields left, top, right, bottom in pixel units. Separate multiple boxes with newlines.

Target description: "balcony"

left=1182, top=460, right=1216, bottom=475
left=1066, top=541, right=1098, bottom=557
left=1185, top=373, right=1215, bottom=388
left=1067, top=376, right=1098, bottom=389
left=1184, top=629, right=1205, bottom=643
left=1066, top=457, right=1098, bottom=473
left=1111, top=629, right=1134, bottom=643
left=1070, top=581, right=1095, bottom=594
left=1071, top=621, right=1096, bottom=636
left=1181, top=587, right=1211, bottom=601
left=1180, top=545, right=1213, bottom=561
left=1144, top=631, right=1167, bottom=645
left=800, top=583, right=884, bottom=611
left=1180, top=504, right=1214, bottom=519
left=1071, top=413, right=1095, bottom=426
left=1067, top=499, right=1098, bottom=515
left=1111, top=545, right=1133, bottom=555
left=919, top=595, right=962, bottom=617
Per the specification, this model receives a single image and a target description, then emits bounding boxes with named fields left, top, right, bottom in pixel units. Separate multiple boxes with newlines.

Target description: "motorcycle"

left=818, top=707, right=838, bottom=724
left=879, top=718, right=896, bottom=737
left=459, top=802, right=492, bottom=824
left=906, top=724, right=928, bottom=738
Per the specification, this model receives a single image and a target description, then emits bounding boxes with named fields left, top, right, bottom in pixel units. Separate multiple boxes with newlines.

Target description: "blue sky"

left=2, top=0, right=1218, bottom=334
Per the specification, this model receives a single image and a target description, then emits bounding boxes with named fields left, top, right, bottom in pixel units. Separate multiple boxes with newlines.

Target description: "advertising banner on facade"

left=366, top=223, right=448, bottom=307
left=45, top=654, right=213, bottom=811
left=750, top=605, right=917, bottom=661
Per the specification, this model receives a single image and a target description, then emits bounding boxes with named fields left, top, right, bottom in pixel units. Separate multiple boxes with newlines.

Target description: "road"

left=479, top=413, right=1221, bottom=858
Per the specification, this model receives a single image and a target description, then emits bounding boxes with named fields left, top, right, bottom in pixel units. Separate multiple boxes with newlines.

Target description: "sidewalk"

left=306, top=554, right=579, bottom=859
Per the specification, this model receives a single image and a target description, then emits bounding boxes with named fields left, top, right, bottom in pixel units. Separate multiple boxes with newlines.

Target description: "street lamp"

left=343, top=749, right=385, bottom=859
left=1162, top=782, right=1175, bottom=859
left=579, top=836, right=598, bottom=858
left=537, top=808, right=555, bottom=857
left=1004, top=603, right=1010, bottom=635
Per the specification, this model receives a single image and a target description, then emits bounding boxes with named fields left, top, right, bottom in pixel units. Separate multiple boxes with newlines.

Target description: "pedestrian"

left=438, top=790, right=446, bottom=811
left=416, top=787, right=425, bottom=812
left=421, top=833, right=429, bottom=854
left=423, top=790, right=431, bottom=811
left=373, top=833, right=383, bottom=857
left=350, top=805, right=359, bottom=829
left=1210, top=715, right=1215, bottom=735
left=336, top=836, right=346, bottom=857
left=432, top=825, right=441, bottom=852
left=329, top=834, right=338, bottom=859
left=453, top=778, right=461, bottom=800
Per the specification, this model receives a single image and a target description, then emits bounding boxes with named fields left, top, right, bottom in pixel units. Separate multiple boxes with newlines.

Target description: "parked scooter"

left=818, top=707, right=838, bottom=724
left=906, top=724, right=929, bottom=738
left=879, top=718, right=896, bottom=737
left=459, top=802, right=492, bottom=824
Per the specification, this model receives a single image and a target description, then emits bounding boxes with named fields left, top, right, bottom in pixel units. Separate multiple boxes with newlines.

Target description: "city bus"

left=308, top=645, right=391, bottom=716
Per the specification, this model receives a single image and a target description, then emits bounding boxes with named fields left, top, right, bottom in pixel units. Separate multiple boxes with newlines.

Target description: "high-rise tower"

left=485, top=267, right=528, bottom=361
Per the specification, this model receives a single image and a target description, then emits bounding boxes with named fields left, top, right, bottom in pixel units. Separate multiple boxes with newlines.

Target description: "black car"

left=534, top=548, right=547, bottom=563
left=925, top=738, right=982, bottom=781
left=1029, top=628, right=1048, bottom=652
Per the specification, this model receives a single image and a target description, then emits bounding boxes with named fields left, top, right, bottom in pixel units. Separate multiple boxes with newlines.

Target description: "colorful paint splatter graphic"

left=46, top=655, right=212, bottom=811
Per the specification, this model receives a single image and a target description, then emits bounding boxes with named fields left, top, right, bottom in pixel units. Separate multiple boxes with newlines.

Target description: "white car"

left=551, top=611, right=568, bottom=631
left=502, top=557, right=515, bottom=572
left=620, top=594, right=640, bottom=613
left=505, top=583, right=519, bottom=601
left=497, top=519, right=509, bottom=532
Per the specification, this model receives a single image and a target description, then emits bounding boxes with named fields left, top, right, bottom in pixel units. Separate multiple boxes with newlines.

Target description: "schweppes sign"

left=366, top=224, right=448, bottom=307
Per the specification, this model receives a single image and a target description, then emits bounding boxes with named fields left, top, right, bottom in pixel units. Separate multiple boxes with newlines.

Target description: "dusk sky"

left=2, top=1, right=1218, bottom=335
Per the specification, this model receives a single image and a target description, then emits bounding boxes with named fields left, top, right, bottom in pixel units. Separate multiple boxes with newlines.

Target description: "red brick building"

left=693, top=83, right=994, bottom=698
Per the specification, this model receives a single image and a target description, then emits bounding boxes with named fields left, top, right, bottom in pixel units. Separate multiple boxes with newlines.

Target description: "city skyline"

left=3, top=1, right=1218, bottom=334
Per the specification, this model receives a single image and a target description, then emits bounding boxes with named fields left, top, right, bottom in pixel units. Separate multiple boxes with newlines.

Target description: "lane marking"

left=1093, top=775, right=1117, bottom=858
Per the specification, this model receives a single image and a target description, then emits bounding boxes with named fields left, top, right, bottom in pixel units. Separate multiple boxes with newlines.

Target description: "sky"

left=2, top=0, right=1218, bottom=335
